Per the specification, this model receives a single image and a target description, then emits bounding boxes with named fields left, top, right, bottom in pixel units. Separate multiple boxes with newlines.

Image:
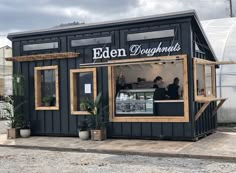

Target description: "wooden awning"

left=194, top=58, right=236, bottom=65
left=80, top=55, right=185, bottom=68
left=5, top=52, right=80, bottom=62
left=194, top=98, right=227, bottom=121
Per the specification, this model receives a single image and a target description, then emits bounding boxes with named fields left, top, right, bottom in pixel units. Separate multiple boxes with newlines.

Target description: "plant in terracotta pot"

left=3, top=96, right=25, bottom=139
left=20, top=121, right=31, bottom=138
left=78, top=119, right=89, bottom=140
left=42, top=96, right=54, bottom=106
left=85, top=92, right=107, bottom=141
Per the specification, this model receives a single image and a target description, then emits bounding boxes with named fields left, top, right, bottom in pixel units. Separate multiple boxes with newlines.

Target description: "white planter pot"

left=79, top=130, right=89, bottom=140
left=20, top=129, right=31, bottom=138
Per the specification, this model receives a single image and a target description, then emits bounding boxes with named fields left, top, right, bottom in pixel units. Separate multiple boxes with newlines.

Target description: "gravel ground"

left=0, top=147, right=235, bottom=173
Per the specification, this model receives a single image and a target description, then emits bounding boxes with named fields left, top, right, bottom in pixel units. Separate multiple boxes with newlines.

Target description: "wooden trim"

left=211, top=65, right=216, bottom=97
left=6, top=52, right=80, bottom=62
left=111, top=116, right=189, bottom=122
left=212, top=61, right=236, bottom=65
left=195, top=98, right=227, bottom=120
left=69, top=68, right=97, bottom=115
left=107, top=56, right=183, bottom=64
left=183, top=55, right=189, bottom=122
left=203, top=64, right=206, bottom=95
left=34, top=65, right=59, bottom=110
left=195, top=97, right=227, bottom=103
left=195, top=102, right=211, bottom=121
left=212, top=98, right=227, bottom=116
left=108, top=54, right=189, bottom=122
left=80, top=55, right=184, bottom=68
left=108, top=66, right=113, bottom=122
left=193, top=58, right=214, bottom=64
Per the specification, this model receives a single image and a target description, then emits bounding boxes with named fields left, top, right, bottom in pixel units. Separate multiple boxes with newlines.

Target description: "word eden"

left=93, top=47, right=126, bottom=59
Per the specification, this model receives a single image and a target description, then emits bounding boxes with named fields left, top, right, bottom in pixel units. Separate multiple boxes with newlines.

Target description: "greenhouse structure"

left=202, top=18, right=236, bottom=123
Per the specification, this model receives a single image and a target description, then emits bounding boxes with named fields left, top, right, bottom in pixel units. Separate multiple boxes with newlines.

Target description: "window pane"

left=23, top=42, right=58, bottom=51
left=127, top=29, right=174, bottom=41
left=114, top=60, right=184, bottom=116
left=40, top=70, right=56, bottom=106
left=75, top=72, right=94, bottom=111
left=205, top=65, right=212, bottom=96
left=71, top=36, right=111, bottom=47
left=196, top=64, right=205, bottom=96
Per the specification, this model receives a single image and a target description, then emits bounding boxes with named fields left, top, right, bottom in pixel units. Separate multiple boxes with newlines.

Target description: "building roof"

left=201, top=17, right=236, bottom=62
left=0, top=45, right=11, bottom=49
left=7, top=10, right=217, bottom=61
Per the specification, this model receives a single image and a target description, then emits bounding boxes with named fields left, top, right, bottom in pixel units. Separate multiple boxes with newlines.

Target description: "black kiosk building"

left=7, top=10, right=226, bottom=141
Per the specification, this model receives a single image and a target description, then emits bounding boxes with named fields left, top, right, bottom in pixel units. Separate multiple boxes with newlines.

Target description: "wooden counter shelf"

left=194, top=98, right=227, bottom=121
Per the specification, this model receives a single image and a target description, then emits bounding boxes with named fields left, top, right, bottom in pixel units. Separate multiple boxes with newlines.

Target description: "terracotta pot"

left=20, top=129, right=31, bottom=138
left=79, top=130, right=90, bottom=140
left=91, top=129, right=107, bottom=141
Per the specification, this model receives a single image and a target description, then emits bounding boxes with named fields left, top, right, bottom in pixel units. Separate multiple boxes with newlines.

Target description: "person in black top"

left=153, top=76, right=163, bottom=88
left=116, top=73, right=126, bottom=96
left=167, top=77, right=180, bottom=99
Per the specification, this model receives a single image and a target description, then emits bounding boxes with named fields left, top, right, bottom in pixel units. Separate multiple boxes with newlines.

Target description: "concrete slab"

left=0, top=131, right=236, bottom=161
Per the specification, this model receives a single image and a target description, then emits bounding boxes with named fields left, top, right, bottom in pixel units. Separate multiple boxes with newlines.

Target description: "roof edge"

left=7, top=10, right=196, bottom=40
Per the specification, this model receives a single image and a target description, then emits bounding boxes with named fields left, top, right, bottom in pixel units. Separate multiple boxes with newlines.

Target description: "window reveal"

left=34, top=66, right=59, bottom=110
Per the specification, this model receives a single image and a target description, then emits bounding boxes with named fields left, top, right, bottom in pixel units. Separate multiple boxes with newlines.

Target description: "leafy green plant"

left=42, top=96, right=54, bottom=105
left=84, top=92, right=108, bottom=130
left=3, top=96, right=25, bottom=128
left=13, top=74, right=24, bottom=96
left=21, top=121, right=30, bottom=129
left=78, top=119, right=89, bottom=131
left=80, top=98, right=89, bottom=111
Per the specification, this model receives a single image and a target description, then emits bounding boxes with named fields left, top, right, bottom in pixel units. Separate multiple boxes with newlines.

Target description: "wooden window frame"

left=70, top=68, right=97, bottom=115
left=193, top=58, right=216, bottom=102
left=34, top=65, right=59, bottom=110
left=108, top=54, right=189, bottom=122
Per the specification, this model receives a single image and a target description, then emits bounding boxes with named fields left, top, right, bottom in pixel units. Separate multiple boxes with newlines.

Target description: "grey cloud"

left=0, top=0, right=235, bottom=34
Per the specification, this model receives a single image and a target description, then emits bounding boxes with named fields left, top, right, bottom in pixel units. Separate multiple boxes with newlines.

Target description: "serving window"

left=70, top=68, right=97, bottom=115
left=194, top=58, right=216, bottom=101
left=34, top=65, right=59, bottom=110
left=108, top=55, right=189, bottom=122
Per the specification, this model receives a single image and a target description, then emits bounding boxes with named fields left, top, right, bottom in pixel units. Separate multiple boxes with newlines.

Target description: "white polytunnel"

left=201, top=18, right=236, bottom=123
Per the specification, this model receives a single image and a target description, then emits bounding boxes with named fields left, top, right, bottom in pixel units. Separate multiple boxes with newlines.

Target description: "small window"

left=71, top=36, right=111, bottom=47
left=23, top=42, right=58, bottom=51
left=127, top=29, right=174, bottom=41
left=194, top=59, right=216, bottom=101
left=70, top=68, right=97, bottom=115
left=34, top=66, right=59, bottom=110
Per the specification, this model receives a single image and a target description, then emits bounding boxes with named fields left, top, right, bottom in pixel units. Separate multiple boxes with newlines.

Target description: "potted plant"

left=3, top=96, right=24, bottom=139
left=78, top=119, right=89, bottom=140
left=85, top=92, right=107, bottom=141
left=42, top=96, right=53, bottom=106
left=79, top=100, right=87, bottom=111
left=20, top=121, right=31, bottom=138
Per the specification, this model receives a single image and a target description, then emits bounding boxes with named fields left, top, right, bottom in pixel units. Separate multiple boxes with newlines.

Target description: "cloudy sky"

left=0, top=0, right=235, bottom=47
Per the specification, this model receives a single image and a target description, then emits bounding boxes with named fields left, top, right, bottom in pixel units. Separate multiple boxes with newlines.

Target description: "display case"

left=115, top=89, right=155, bottom=115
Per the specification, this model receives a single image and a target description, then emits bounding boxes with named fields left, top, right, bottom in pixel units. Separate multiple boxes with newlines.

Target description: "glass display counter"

left=115, top=89, right=155, bottom=115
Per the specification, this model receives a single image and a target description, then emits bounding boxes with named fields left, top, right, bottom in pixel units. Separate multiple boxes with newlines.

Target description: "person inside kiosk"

left=114, top=60, right=185, bottom=116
